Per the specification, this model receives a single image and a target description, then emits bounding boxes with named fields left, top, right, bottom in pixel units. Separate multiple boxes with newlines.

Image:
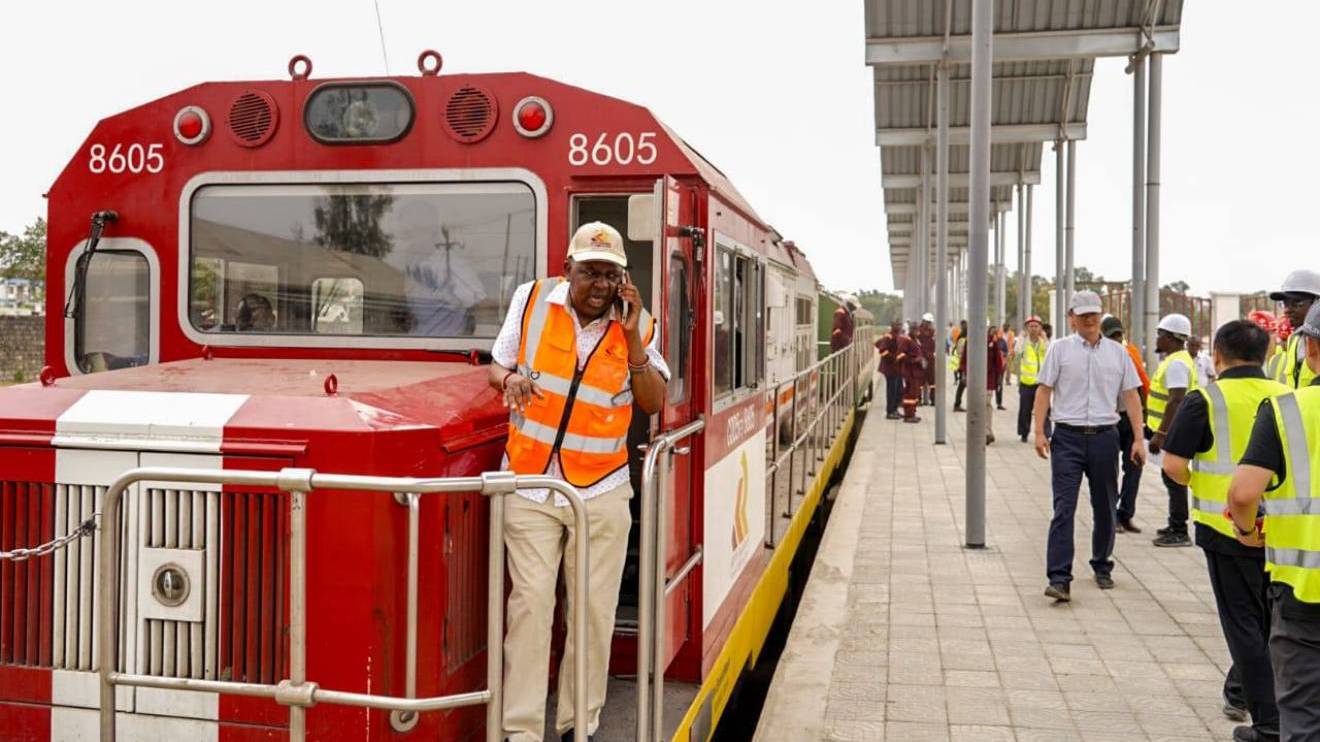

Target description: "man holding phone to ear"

left=487, top=221, right=667, bottom=742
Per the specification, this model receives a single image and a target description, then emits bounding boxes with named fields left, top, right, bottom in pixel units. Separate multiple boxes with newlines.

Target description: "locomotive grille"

left=1, top=482, right=54, bottom=667
left=227, top=91, right=278, bottom=147
left=219, top=490, right=288, bottom=684
left=444, top=491, right=488, bottom=673
left=140, top=487, right=219, bottom=679
left=443, top=86, right=498, bottom=143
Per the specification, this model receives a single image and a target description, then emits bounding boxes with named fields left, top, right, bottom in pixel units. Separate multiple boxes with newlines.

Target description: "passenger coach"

left=0, top=51, right=873, bottom=741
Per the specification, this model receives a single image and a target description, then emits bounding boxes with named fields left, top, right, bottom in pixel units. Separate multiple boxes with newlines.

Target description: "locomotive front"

left=0, top=52, right=691, bottom=741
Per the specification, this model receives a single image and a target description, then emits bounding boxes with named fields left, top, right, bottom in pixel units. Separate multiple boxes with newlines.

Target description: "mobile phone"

left=616, top=270, right=631, bottom=321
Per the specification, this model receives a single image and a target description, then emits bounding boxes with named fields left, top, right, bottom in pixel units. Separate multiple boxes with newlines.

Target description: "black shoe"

left=1019, top=434, right=1028, bottom=443
left=903, top=416, right=922, bottom=424
left=1095, top=573, right=1114, bottom=590
left=953, top=406, right=965, bottom=413
left=561, top=730, right=595, bottom=742
left=1156, top=525, right=1173, bottom=536
left=1232, top=725, right=1279, bottom=742
left=886, top=412, right=902, bottom=420
left=1222, top=702, right=1248, bottom=722
left=996, top=405, right=1007, bottom=411
left=1152, top=531, right=1191, bottom=547
left=1044, top=583, right=1071, bottom=602
left=1118, top=519, right=1143, bottom=534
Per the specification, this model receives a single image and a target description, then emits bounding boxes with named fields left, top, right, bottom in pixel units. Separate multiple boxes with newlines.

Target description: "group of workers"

left=1018, top=270, right=1320, bottom=742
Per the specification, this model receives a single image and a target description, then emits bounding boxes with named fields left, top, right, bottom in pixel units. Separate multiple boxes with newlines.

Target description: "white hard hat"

left=922, top=312, right=934, bottom=322
left=1157, top=313, right=1192, bottom=337
left=1270, top=269, right=1320, bottom=301
left=841, top=293, right=859, bottom=308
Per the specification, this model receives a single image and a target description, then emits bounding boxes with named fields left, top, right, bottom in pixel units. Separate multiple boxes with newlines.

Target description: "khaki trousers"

left=502, top=482, right=632, bottom=742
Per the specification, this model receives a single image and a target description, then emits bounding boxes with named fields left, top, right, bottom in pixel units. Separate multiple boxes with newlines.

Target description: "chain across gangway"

left=93, top=466, right=592, bottom=742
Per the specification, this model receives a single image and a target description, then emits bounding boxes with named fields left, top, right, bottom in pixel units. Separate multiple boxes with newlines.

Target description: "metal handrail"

left=636, top=416, right=706, bottom=742
left=96, top=467, right=592, bottom=742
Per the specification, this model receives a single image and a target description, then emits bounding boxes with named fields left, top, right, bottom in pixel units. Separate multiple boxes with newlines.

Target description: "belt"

left=1055, top=422, right=1115, bottom=435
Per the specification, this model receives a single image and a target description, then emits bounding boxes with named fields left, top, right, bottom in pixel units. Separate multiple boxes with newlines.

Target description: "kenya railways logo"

left=731, top=450, right=750, bottom=550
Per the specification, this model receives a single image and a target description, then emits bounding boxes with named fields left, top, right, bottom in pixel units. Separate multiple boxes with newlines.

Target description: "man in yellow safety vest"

left=1014, top=315, right=1049, bottom=443
left=1270, top=269, right=1320, bottom=390
left=1149, top=313, right=1200, bottom=547
left=1163, top=320, right=1287, bottom=740
left=1229, top=301, right=1320, bottom=741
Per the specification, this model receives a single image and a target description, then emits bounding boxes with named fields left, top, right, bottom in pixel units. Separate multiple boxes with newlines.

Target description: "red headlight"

left=174, top=106, right=211, bottom=145
left=512, top=96, right=553, bottom=138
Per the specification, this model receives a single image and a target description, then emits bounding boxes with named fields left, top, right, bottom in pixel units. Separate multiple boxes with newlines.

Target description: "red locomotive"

left=0, top=51, right=873, bottom=741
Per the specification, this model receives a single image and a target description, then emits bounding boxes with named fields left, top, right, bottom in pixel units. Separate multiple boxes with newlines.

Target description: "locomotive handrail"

left=637, top=416, right=706, bottom=742
left=96, top=467, right=591, bottom=742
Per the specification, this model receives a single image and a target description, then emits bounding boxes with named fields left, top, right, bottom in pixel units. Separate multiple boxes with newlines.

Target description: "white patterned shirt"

left=492, top=280, right=670, bottom=505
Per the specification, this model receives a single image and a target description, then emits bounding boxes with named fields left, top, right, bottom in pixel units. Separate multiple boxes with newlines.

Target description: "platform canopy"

left=867, top=0, right=1184, bottom=287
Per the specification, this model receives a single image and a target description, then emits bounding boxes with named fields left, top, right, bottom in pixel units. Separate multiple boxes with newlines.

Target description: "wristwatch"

left=1232, top=519, right=1258, bottom=538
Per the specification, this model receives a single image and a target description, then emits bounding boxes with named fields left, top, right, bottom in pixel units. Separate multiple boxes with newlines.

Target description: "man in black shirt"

left=1229, top=302, right=1320, bottom=741
left=1163, top=320, right=1284, bottom=741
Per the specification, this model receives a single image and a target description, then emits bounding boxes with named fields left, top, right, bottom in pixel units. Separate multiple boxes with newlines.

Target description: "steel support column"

left=996, top=210, right=1007, bottom=326
left=1131, top=57, right=1147, bottom=357
left=1054, top=140, right=1066, bottom=330
left=965, top=0, right=991, bottom=549
left=1144, top=53, right=1163, bottom=369
left=1016, top=183, right=1026, bottom=329
left=1024, top=185, right=1034, bottom=321
left=1065, top=139, right=1077, bottom=306
left=919, top=145, right=931, bottom=316
left=935, top=62, right=950, bottom=445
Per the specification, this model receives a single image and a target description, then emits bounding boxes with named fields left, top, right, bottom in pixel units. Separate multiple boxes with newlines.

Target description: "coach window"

left=75, top=251, right=150, bottom=372
left=714, top=243, right=765, bottom=400
left=666, top=256, right=688, bottom=402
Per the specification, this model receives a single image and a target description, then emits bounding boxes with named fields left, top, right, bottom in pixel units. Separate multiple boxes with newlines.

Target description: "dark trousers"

left=884, top=373, right=902, bottom=415
left=1017, top=383, right=1038, bottom=438
left=1116, top=417, right=1143, bottom=521
left=1046, top=426, right=1119, bottom=584
left=1204, top=546, right=1278, bottom=736
left=1269, top=585, right=1320, bottom=741
left=954, top=374, right=966, bottom=409
left=995, top=379, right=1004, bottom=408
left=1164, top=470, right=1189, bottom=533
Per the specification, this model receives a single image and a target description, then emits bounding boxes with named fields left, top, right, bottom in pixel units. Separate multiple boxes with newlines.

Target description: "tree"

left=313, top=195, right=394, bottom=258
left=855, top=289, right=903, bottom=325
left=1163, top=280, right=1190, bottom=294
left=0, top=218, right=46, bottom=281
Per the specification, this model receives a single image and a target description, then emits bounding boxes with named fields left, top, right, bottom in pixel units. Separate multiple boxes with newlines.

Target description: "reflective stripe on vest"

left=1263, top=387, right=1320, bottom=602
left=1019, top=340, right=1047, bottom=386
left=506, top=277, right=654, bottom=488
left=1146, top=350, right=1198, bottom=431
left=1189, top=377, right=1288, bottom=538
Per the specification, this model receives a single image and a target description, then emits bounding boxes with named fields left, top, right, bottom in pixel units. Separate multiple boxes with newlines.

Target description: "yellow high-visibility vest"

left=1018, top=339, right=1048, bottom=386
left=1188, top=376, right=1288, bottom=539
left=1263, top=385, right=1320, bottom=602
left=1275, top=334, right=1318, bottom=390
left=1147, top=349, right=1198, bottom=431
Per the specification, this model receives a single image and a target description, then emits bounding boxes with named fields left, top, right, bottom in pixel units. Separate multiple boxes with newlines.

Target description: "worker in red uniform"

left=876, top=320, right=906, bottom=420
left=830, top=294, right=858, bottom=352
left=961, top=326, right=1004, bottom=443
left=916, top=313, right=937, bottom=405
left=900, top=322, right=926, bottom=423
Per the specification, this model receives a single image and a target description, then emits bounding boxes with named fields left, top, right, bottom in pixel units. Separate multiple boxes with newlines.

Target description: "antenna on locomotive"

left=63, top=210, right=118, bottom=321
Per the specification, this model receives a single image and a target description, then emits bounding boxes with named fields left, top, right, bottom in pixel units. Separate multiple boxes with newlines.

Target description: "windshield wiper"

left=63, top=210, right=119, bottom=320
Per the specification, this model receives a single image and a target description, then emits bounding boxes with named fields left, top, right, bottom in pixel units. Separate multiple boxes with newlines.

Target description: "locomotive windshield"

left=187, top=182, right=535, bottom=340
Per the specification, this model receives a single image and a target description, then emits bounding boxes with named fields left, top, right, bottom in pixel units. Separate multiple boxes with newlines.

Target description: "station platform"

left=755, top=377, right=1242, bottom=742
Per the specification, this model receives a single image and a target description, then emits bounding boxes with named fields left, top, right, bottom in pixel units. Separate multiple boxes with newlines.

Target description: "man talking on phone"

left=488, top=221, right=668, bottom=742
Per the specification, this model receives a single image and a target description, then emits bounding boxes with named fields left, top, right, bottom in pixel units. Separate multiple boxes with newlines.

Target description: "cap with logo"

left=1025, top=315, right=1042, bottom=326
left=1297, top=302, right=1320, bottom=340
left=1069, top=291, right=1103, bottom=315
left=568, top=221, right=629, bottom=267
left=1157, top=313, right=1193, bottom=338
left=1269, top=269, right=1320, bottom=301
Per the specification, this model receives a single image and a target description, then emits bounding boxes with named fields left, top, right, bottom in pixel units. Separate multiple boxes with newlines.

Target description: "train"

left=0, top=51, right=874, bottom=741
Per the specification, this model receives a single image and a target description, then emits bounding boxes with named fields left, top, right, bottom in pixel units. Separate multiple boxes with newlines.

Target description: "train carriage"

left=0, top=52, right=871, bottom=741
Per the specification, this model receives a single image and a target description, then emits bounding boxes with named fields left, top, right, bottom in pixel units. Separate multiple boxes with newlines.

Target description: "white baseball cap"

left=1157, top=313, right=1193, bottom=337
left=1270, top=269, right=1320, bottom=301
left=1069, top=290, right=1103, bottom=315
left=568, top=221, right=628, bottom=267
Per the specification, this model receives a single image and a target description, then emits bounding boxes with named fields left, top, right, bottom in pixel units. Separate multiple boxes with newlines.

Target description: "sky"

left=0, top=1, right=1314, bottom=297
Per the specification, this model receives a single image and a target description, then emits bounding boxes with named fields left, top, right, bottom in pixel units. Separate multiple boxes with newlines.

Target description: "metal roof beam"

left=883, top=171, right=1041, bottom=188
left=865, top=27, right=1179, bottom=65
left=888, top=224, right=969, bottom=235
left=887, top=201, right=1010, bottom=215
left=876, top=122, right=1085, bottom=146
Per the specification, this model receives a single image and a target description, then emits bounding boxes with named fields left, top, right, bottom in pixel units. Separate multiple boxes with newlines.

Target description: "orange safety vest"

left=505, top=277, right=655, bottom=487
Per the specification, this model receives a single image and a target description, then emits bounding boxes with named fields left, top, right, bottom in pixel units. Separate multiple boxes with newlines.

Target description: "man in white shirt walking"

left=1035, top=291, right=1147, bottom=601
